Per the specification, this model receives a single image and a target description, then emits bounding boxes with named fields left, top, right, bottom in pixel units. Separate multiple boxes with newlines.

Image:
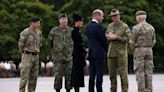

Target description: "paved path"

left=0, top=74, right=164, bottom=92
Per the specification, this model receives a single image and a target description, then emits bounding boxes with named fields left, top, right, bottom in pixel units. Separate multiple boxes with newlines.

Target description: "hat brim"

left=108, top=12, right=123, bottom=16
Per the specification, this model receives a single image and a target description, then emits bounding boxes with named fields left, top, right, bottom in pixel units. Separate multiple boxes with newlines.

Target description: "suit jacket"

left=85, top=21, right=107, bottom=58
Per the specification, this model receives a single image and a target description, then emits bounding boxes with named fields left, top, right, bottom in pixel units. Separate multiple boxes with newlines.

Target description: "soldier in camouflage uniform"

left=48, top=13, right=73, bottom=92
left=106, top=9, right=130, bottom=92
left=18, top=17, right=42, bottom=92
left=129, top=10, right=156, bottom=92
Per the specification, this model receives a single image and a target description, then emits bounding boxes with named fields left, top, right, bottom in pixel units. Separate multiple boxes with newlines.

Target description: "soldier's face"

left=136, top=15, right=143, bottom=23
left=59, top=17, right=68, bottom=27
left=112, top=14, right=120, bottom=22
left=31, top=21, right=41, bottom=29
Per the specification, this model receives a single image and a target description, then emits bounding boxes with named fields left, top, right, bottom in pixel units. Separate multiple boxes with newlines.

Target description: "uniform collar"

left=113, top=20, right=123, bottom=26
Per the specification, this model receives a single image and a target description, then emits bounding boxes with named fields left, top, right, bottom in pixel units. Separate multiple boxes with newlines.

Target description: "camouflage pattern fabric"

left=19, top=54, right=39, bottom=92
left=19, top=27, right=42, bottom=92
left=19, top=27, right=42, bottom=53
left=48, top=26, right=73, bottom=90
left=130, top=21, right=156, bottom=92
left=53, top=60, right=72, bottom=89
left=106, top=21, right=129, bottom=92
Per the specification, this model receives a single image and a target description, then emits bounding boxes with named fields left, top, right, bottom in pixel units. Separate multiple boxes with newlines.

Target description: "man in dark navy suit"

left=85, top=9, right=107, bottom=92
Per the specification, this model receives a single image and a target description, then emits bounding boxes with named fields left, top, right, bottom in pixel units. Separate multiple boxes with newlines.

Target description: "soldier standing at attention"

left=129, top=10, right=156, bottom=92
left=18, top=16, right=42, bottom=92
left=106, top=9, right=130, bottom=92
left=48, top=13, right=73, bottom=92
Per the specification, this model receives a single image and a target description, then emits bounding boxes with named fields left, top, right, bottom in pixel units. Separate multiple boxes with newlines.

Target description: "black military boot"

left=56, top=89, right=60, bottom=92
left=66, top=89, right=70, bottom=92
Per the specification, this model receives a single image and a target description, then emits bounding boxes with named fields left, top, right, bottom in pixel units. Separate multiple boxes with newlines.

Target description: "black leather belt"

left=23, top=51, right=38, bottom=55
left=135, top=46, right=151, bottom=48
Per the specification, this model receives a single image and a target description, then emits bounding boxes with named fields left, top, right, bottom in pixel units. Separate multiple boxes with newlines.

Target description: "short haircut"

left=92, top=9, right=103, bottom=16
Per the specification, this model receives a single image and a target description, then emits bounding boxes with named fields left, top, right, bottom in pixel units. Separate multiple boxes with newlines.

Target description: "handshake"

left=107, top=32, right=118, bottom=40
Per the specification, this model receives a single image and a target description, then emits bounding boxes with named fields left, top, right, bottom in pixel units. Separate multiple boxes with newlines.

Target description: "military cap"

left=72, top=13, right=83, bottom=22
left=58, top=13, right=67, bottom=19
left=135, top=10, right=147, bottom=16
left=109, top=9, right=122, bottom=16
left=30, top=16, right=40, bottom=22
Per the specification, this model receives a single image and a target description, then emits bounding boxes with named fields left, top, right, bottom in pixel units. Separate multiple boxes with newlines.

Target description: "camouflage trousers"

left=53, top=59, right=72, bottom=90
left=107, top=56, right=128, bottom=92
left=19, top=53, right=39, bottom=92
left=133, top=47, right=154, bottom=92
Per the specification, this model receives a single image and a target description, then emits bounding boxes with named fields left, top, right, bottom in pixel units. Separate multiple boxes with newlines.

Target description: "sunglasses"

left=111, top=14, right=119, bottom=17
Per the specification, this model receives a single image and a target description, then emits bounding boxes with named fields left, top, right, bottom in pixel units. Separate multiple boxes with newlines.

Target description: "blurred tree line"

left=0, top=0, right=164, bottom=72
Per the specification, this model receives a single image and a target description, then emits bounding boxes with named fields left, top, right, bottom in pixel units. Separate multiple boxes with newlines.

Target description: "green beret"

left=30, top=16, right=40, bottom=22
left=135, top=10, right=147, bottom=16
left=58, top=13, right=67, bottom=19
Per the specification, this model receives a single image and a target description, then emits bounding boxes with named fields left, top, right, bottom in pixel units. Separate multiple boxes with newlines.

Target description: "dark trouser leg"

left=95, top=58, right=104, bottom=92
left=108, top=57, right=117, bottom=92
left=56, top=89, right=60, bottom=92
left=66, top=89, right=70, bottom=92
left=89, top=58, right=96, bottom=92
left=74, top=87, right=79, bottom=92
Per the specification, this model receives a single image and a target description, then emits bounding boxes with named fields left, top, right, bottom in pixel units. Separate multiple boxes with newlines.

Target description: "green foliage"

left=0, top=0, right=164, bottom=72
left=0, top=0, right=57, bottom=61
